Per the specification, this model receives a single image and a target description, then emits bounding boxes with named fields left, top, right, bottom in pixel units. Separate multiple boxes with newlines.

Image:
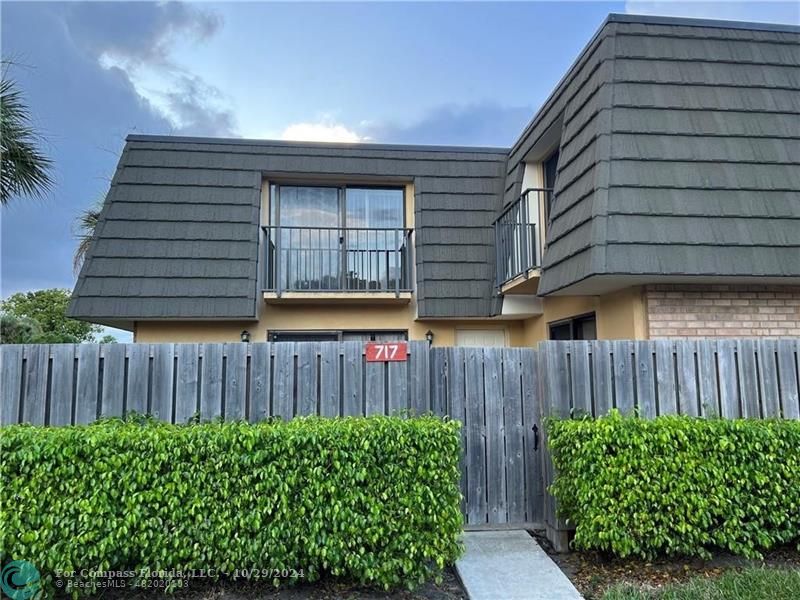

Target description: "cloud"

left=64, top=2, right=221, bottom=68
left=64, top=2, right=237, bottom=137
left=279, top=120, right=366, bottom=143
left=625, top=1, right=799, bottom=25
left=271, top=102, right=533, bottom=147
left=366, top=103, right=533, bottom=147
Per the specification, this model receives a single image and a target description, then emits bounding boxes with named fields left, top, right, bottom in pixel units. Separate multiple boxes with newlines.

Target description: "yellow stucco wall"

left=135, top=302, right=525, bottom=346
left=135, top=287, right=648, bottom=346
left=521, top=286, right=648, bottom=345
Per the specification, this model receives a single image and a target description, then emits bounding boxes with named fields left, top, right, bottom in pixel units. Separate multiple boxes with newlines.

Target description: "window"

left=548, top=313, right=596, bottom=340
left=267, top=184, right=408, bottom=291
left=268, top=330, right=407, bottom=342
left=270, top=185, right=404, bottom=230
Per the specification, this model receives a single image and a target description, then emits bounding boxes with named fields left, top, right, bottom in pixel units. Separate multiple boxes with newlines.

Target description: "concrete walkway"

left=455, top=530, right=583, bottom=600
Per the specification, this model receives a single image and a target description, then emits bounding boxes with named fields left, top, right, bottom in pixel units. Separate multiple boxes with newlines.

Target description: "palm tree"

left=73, top=201, right=102, bottom=273
left=0, top=63, right=53, bottom=205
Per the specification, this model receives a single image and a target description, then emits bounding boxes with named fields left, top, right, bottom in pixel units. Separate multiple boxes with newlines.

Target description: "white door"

left=455, top=329, right=507, bottom=347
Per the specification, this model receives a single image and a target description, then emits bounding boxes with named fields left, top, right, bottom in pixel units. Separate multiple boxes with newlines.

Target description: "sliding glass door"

left=275, top=186, right=341, bottom=290
left=344, top=187, right=404, bottom=290
left=269, top=185, right=406, bottom=292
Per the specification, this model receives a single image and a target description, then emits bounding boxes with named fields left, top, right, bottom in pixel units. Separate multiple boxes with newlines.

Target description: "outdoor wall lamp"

left=240, top=330, right=251, bottom=343
left=425, top=330, right=434, bottom=345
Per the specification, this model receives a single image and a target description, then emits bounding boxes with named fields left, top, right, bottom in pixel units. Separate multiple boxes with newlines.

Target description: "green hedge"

left=0, top=416, right=463, bottom=594
left=548, top=411, right=800, bottom=559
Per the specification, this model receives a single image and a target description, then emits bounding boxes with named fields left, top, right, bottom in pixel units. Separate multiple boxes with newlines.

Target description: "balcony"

left=262, top=226, right=413, bottom=303
left=494, top=188, right=551, bottom=293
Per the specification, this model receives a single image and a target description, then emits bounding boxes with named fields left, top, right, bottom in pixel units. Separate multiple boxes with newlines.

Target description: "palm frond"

left=73, top=201, right=103, bottom=274
left=0, top=70, right=54, bottom=205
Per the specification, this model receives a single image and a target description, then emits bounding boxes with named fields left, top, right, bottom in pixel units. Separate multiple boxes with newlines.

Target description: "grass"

left=602, top=567, right=800, bottom=600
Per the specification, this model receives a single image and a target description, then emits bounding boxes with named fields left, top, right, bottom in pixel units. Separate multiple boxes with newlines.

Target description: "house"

left=68, top=13, right=800, bottom=345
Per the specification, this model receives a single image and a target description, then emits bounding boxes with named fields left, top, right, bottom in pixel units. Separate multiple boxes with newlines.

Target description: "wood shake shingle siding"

left=69, top=13, right=800, bottom=327
left=517, top=15, right=800, bottom=295
left=69, top=137, right=508, bottom=326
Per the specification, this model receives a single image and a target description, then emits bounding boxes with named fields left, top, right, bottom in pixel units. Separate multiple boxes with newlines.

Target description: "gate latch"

left=532, top=424, right=539, bottom=451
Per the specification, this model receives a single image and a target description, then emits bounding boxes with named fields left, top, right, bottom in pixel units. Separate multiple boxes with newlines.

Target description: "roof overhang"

left=547, top=274, right=800, bottom=296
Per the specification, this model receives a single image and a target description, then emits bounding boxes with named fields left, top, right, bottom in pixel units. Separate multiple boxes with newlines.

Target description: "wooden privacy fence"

left=0, top=341, right=431, bottom=426
left=2, top=338, right=799, bottom=542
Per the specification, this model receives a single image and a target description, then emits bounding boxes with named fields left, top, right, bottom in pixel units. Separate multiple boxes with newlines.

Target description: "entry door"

left=455, top=329, right=506, bottom=347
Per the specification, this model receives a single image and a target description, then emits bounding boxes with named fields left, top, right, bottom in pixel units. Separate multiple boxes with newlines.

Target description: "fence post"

left=538, top=341, right=572, bottom=552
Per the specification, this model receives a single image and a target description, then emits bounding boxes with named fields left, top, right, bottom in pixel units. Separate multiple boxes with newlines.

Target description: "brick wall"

left=646, top=284, right=800, bottom=338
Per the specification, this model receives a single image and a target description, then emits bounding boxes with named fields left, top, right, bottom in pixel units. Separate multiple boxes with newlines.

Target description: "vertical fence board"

left=150, top=344, right=174, bottom=422
left=484, top=348, right=506, bottom=524
left=757, top=339, right=781, bottom=418
left=521, top=348, right=542, bottom=525
left=125, top=344, right=150, bottom=416
left=635, top=341, right=657, bottom=418
left=200, top=343, right=223, bottom=420
left=464, top=347, right=487, bottom=524
left=49, top=344, right=75, bottom=426
left=676, top=340, right=699, bottom=416
left=249, top=343, right=270, bottom=422
left=717, top=339, right=740, bottom=418
left=175, top=344, right=199, bottom=423
left=318, top=344, right=339, bottom=417
left=100, top=344, right=126, bottom=418
left=570, top=342, right=592, bottom=416
left=273, top=342, right=295, bottom=419
left=342, top=342, right=362, bottom=417
left=738, top=339, right=760, bottom=418
left=789, top=338, right=800, bottom=419
left=447, top=347, right=468, bottom=517
left=411, top=341, right=430, bottom=413
left=777, top=340, right=800, bottom=418
left=655, top=341, right=677, bottom=415
left=502, top=348, right=525, bottom=523
left=697, top=340, right=720, bottom=417
left=0, top=345, right=23, bottom=425
left=613, top=340, right=635, bottom=415
left=430, top=349, right=446, bottom=416
left=593, top=341, right=613, bottom=415
left=75, top=344, right=100, bottom=424
left=388, top=357, right=409, bottom=415
left=225, top=343, right=248, bottom=420
left=365, top=359, right=385, bottom=416
left=296, top=343, right=319, bottom=416
left=23, top=345, right=49, bottom=424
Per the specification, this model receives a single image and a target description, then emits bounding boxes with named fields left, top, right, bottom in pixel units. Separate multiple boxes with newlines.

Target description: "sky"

left=2, top=1, right=798, bottom=342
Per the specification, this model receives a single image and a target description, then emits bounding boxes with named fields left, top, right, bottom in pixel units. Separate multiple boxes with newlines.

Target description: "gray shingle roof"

left=69, top=137, right=508, bottom=327
left=502, top=14, right=800, bottom=295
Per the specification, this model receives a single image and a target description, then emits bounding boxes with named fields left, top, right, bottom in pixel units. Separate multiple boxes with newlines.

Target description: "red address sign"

left=365, top=341, right=408, bottom=362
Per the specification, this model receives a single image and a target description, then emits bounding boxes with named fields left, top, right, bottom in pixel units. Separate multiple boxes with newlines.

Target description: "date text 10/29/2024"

left=53, top=568, right=306, bottom=591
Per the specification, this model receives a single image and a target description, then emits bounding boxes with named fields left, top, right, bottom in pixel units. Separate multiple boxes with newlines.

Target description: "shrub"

left=0, top=415, right=463, bottom=595
left=548, top=411, right=800, bottom=559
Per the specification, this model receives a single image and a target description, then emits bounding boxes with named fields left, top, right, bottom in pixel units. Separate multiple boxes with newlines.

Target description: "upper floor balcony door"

left=265, top=185, right=412, bottom=295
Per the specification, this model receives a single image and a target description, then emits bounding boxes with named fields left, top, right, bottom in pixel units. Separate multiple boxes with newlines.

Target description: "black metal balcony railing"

left=494, top=188, right=551, bottom=287
left=263, top=226, right=413, bottom=296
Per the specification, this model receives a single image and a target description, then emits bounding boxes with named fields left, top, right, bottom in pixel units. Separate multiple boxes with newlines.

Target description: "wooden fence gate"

left=431, top=347, right=543, bottom=527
